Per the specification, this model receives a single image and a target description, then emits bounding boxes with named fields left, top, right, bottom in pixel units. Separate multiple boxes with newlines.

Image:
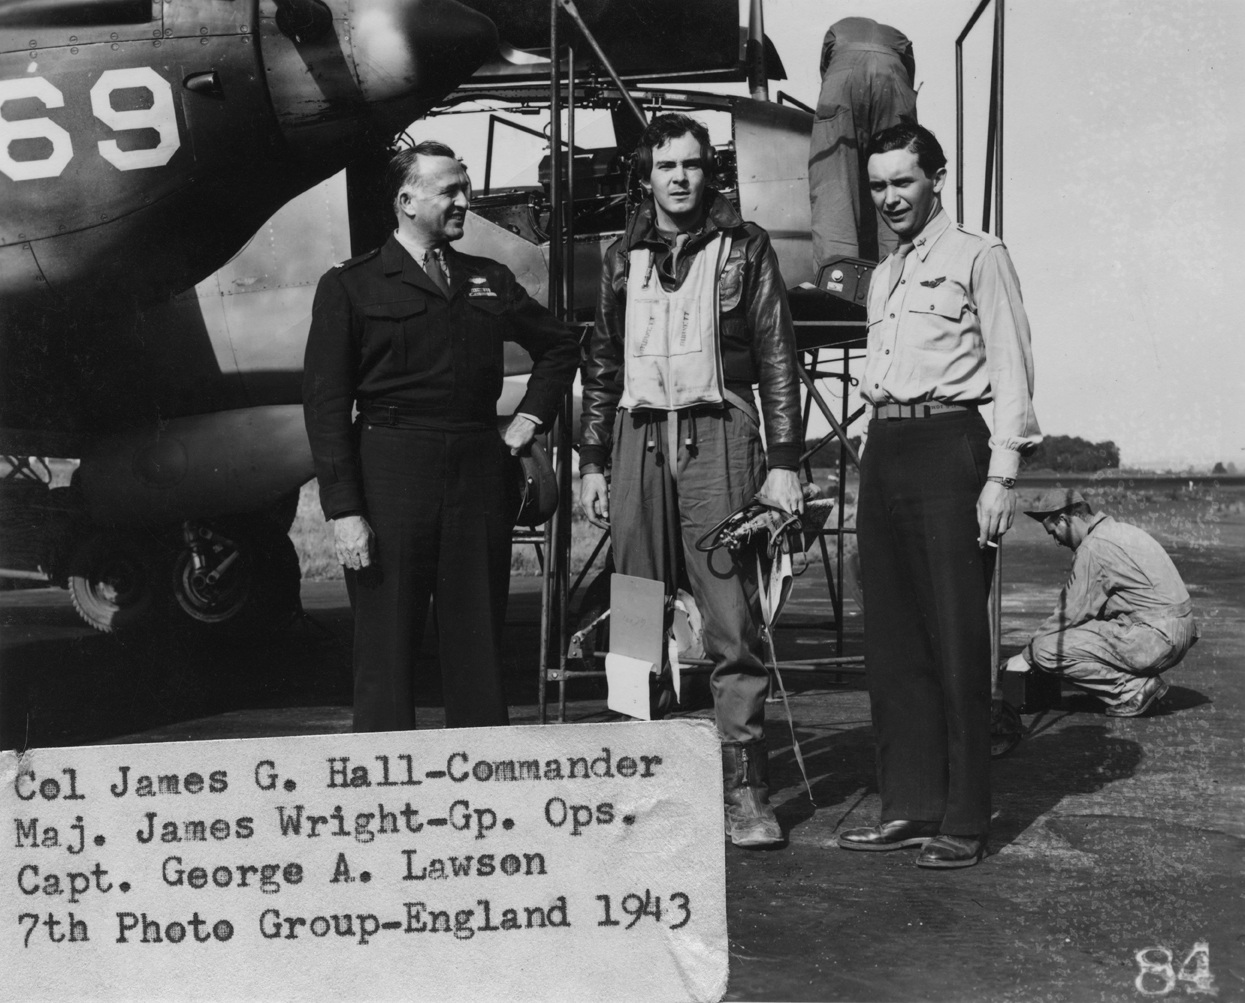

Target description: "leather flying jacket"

left=579, top=191, right=803, bottom=471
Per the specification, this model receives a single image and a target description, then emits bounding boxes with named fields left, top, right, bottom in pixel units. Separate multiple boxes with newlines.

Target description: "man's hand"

left=1003, top=652, right=1030, bottom=673
left=756, top=468, right=805, bottom=515
left=580, top=472, right=610, bottom=529
left=334, top=514, right=374, bottom=570
left=976, top=480, right=1016, bottom=548
left=502, top=414, right=538, bottom=456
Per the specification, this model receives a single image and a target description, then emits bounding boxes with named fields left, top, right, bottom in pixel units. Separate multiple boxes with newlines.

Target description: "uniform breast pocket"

left=362, top=298, right=427, bottom=368
left=905, top=283, right=971, bottom=352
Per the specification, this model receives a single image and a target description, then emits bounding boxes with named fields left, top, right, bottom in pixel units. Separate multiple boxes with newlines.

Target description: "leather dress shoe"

left=837, top=819, right=941, bottom=852
left=915, top=833, right=987, bottom=869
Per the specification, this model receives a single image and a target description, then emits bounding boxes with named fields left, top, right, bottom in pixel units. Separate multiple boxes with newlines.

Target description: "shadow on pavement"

left=990, top=723, right=1143, bottom=851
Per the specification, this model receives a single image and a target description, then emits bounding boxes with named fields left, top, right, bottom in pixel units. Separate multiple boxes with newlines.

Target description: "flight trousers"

left=856, top=411, right=995, bottom=836
left=609, top=407, right=769, bottom=743
left=349, top=424, right=511, bottom=731
left=809, top=48, right=918, bottom=267
left=1028, top=607, right=1198, bottom=710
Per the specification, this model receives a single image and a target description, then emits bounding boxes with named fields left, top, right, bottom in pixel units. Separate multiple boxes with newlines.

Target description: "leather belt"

left=873, top=401, right=977, bottom=420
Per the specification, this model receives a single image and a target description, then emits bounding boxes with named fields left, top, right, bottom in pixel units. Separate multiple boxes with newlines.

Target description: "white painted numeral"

left=1135, top=946, right=1176, bottom=996
left=90, top=66, right=180, bottom=171
left=0, top=77, right=74, bottom=181
left=1134, top=942, right=1218, bottom=997
left=1176, top=942, right=1218, bottom=996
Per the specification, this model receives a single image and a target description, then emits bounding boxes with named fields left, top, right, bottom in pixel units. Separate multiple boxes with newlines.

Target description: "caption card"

left=1, top=720, right=727, bottom=1002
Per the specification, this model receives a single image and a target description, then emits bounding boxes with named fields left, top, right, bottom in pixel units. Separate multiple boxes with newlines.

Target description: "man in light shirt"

left=837, top=123, right=1041, bottom=868
left=1003, top=488, right=1198, bottom=718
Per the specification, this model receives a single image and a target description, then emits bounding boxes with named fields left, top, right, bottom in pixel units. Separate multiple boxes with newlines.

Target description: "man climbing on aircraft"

left=579, top=113, right=805, bottom=848
left=303, top=141, right=579, bottom=732
left=1003, top=488, right=1199, bottom=717
left=840, top=123, right=1041, bottom=869
left=809, top=16, right=918, bottom=268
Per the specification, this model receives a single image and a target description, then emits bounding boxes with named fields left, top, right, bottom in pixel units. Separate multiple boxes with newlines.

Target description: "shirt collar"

left=911, top=207, right=951, bottom=261
left=1085, top=511, right=1110, bottom=534
left=392, top=228, right=445, bottom=266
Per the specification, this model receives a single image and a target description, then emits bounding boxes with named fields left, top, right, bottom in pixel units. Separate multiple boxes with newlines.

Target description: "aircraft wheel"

left=68, top=531, right=166, bottom=634
left=171, top=519, right=301, bottom=638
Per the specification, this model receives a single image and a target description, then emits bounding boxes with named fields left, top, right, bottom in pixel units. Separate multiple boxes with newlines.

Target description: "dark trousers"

left=349, top=424, right=511, bottom=731
left=857, top=412, right=995, bottom=835
left=610, top=408, right=769, bottom=742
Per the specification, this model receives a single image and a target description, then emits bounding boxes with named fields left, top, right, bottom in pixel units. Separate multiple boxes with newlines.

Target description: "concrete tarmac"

left=1, top=513, right=1241, bottom=1001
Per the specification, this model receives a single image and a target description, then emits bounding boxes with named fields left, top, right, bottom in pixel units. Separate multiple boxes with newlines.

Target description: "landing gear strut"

left=175, top=522, right=252, bottom=625
left=171, top=516, right=302, bottom=637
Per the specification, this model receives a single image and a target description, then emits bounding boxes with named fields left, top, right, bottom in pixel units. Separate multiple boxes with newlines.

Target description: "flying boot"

left=721, top=738, right=784, bottom=848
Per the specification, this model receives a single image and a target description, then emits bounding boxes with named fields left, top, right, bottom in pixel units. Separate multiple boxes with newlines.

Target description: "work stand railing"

left=958, top=0, right=1007, bottom=667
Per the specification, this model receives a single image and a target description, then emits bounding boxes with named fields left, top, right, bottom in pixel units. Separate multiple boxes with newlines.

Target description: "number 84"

left=1135, top=941, right=1217, bottom=996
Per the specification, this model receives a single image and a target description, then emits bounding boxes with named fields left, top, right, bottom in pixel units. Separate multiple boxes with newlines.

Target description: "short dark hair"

left=632, top=113, right=716, bottom=182
left=386, top=141, right=463, bottom=217
left=869, top=123, right=947, bottom=178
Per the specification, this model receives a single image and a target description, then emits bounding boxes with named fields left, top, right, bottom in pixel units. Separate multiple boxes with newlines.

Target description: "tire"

left=171, top=518, right=301, bottom=639
left=68, top=531, right=167, bottom=634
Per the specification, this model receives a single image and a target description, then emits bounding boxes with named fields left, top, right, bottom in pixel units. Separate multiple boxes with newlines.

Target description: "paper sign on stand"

left=605, top=652, right=655, bottom=719
left=606, top=574, right=666, bottom=721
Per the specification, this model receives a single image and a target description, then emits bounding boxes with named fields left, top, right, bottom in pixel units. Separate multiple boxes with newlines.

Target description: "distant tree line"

left=1022, top=435, right=1119, bottom=472
left=802, top=433, right=1121, bottom=473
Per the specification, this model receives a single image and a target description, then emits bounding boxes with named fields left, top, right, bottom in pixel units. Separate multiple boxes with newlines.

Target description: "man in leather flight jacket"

left=579, top=114, right=804, bottom=848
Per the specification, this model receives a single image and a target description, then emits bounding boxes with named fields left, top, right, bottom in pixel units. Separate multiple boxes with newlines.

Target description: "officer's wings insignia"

left=920, top=276, right=947, bottom=288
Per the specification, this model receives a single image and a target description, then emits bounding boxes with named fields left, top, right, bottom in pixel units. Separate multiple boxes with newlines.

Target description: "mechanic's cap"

left=1024, top=487, right=1087, bottom=522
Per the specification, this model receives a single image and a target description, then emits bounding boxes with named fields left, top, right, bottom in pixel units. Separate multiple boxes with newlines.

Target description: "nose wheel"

left=171, top=518, right=301, bottom=636
left=173, top=524, right=251, bottom=624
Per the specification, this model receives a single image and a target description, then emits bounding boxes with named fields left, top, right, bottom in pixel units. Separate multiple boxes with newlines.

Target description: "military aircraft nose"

left=263, top=0, right=498, bottom=154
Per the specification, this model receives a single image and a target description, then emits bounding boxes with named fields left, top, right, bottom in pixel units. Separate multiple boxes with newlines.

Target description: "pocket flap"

left=363, top=299, right=426, bottom=319
left=465, top=295, right=506, bottom=315
left=909, top=284, right=967, bottom=321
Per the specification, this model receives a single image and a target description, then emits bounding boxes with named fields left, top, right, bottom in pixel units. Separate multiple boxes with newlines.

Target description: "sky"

left=411, top=0, right=1244, bottom=470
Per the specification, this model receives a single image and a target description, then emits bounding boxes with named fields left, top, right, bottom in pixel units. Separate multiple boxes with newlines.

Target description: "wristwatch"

left=987, top=475, right=1017, bottom=489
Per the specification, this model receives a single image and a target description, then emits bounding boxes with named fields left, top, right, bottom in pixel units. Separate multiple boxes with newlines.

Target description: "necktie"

left=424, top=247, right=450, bottom=296
left=888, top=242, right=914, bottom=298
left=672, top=231, right=690, bottom=271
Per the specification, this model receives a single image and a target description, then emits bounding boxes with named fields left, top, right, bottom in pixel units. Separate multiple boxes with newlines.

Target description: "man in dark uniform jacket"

left=303, top=141, right=579, bottom=731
